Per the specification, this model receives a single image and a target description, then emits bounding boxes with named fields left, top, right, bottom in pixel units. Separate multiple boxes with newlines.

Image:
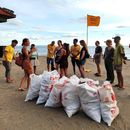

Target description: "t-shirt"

left=2, top=45, right=15, bottom=62
left=71, top=45, right=81, bottom=60
left=94, top=46, right=102, bottom=59
left=31, top=51, right=38, bottom=59
left=80, top=47, right=87, bottom=60
left=95, top=46, right=102, bottom=54
left=104, top=47, right=114, bottom=62
left=47, top=44, right=56, bottom=58
left=114, top=44, right=125, bottom=65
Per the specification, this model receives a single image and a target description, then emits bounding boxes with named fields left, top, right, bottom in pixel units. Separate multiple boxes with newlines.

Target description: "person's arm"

left=3, top=46, right=9, bottom=61
left=119, top=46, right=127, bottom=64
left=3, top=51, right=8, bottom=61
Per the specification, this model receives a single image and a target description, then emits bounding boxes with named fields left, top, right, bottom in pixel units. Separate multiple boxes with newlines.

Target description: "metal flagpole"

left=87, top=14, right=88, bottom=44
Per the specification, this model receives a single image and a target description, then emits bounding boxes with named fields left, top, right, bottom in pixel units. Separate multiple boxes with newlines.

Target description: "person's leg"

left=34, top=66, right=36, bottom=74
left=71, top=57, right=76, bottom=74
left=79, top=65, right=85, bottom=78
left=27, top=74, right=31, bottom=89
left=117, top=71, right=124, bottom=88
left=47, top=58, right=50, bottom=71
left=60, top=68, right=65, bottom=77
left=19, top=72, right=28, bottom=90
left=109, top=63, right=114, bottom=83
left=104, top=60, right=108, bottom=80
left=55, top=63, right=59, bottom=70
left=3, top=61, right=12, bottom=82
left=64, top=68, right=68, bottom=77
left=51, top=58, right=55, bottom=71
left=96, top=63, right=101, bottom=76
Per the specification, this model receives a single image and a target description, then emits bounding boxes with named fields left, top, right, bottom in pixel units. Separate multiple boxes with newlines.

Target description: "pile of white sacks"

left=25, top=70, right=119, bottom=126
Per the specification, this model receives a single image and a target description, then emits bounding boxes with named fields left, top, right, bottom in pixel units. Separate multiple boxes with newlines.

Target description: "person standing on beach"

left=2, top=40, right=18, bottom=83
left=93, top=41, right=102, bottom=77
left=55, top=40, right=62, bottom=70
left=56, top=43, right=70, bottom=77
left=70, top=39, right=81, bottom=74
left=113, top=36, right=126, bottom=89
left=104, top=39, right=115, bottom=83
left=30, top=44, right=39, bottom=74
left=79, top=40, right=88, bottom=78
left=47, top=41, right=56, bottom=71
left=19, top=38, right=34, bottom=91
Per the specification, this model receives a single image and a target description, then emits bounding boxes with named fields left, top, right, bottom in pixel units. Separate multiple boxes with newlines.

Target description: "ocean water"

left=15, top=45, right=130, bottom=59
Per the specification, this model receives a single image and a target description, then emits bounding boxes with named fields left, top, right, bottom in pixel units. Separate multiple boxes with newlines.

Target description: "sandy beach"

left=0, top=56, right=130, bottom=130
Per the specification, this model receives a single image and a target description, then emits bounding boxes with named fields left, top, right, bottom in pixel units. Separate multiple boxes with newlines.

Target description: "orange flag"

left=87, top=15, right=100, bottom=26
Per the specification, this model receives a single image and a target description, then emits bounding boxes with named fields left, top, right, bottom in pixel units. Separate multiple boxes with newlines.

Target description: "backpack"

left=86, top=51, right=90, bottom=58
left=15, top=53, right=23, bottom=67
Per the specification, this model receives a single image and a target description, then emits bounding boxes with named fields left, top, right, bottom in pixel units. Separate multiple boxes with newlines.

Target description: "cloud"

left=62, top=34, right=78, bottom=38
left=116, top=26, right=130, bottom=28
left=76, top=0, right=130, bottom=17
left=7, top=19, right=24, bottom=26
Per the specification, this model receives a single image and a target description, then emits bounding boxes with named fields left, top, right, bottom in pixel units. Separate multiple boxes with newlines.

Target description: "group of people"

left=94, top=36, right=126, bottom=89
left=2, top=38, right=39, bottom=91
left=2, top=36, right=127, bottom=91
left=47, top=39, right=89, bottom=78
left=47, top=36, right=127, bottom=90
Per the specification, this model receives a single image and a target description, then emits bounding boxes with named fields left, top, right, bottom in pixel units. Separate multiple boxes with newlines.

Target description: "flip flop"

left=18, top=88, right=26, bottom=91
left=113, top=84, right=119, bottom=87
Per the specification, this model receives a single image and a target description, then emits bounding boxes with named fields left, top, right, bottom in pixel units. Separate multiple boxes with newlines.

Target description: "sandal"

left=18, top=88, right=26, bottom=91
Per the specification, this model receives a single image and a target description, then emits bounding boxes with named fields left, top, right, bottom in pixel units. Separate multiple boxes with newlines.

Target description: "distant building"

left=0, top=7, right=16, bottom=23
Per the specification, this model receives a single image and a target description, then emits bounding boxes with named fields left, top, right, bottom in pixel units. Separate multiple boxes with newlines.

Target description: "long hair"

left=22, top=38, right=29, bottom=46
left=63, top=43, right=70, bottom=56
left=80, top=40, right=88, bottom=51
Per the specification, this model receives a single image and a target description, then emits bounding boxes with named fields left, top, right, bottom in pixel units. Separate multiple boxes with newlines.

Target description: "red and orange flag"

left=87, top=15, right=100, bottom=26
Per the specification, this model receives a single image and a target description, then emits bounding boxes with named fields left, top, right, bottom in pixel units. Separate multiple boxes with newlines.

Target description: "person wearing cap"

left=93, top=41, right=102, bottom=76
left=113, top=36, right=126, bottom=89
left=104, top=39, right=115, bottom=84
left=2, top=40, right=18, bottom=83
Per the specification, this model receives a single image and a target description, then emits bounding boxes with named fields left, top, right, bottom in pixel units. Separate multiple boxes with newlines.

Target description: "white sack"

left=99, top=81, right=119, bottom=126
left=36, top=70, right=60, bottom=104
left=62, top=75, right=80, bottom=117
left=25, top=74, right=43, bottom=101
left=45, top=76, right=69, bottom=107
left=77, top=82, right=101, bottom=123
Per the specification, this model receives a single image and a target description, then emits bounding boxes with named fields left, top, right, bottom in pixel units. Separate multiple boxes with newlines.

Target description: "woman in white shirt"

left=30, top=44, right=39, bottom=74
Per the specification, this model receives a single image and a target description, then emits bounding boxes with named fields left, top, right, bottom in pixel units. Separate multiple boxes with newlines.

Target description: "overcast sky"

left=0, top=0, right=130, bottom=46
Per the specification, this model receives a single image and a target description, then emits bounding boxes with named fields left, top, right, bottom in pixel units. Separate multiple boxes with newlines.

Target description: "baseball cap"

left=112, top=36, right=121, bottom=40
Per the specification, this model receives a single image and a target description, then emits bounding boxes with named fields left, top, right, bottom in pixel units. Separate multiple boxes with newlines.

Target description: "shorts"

left=114, top=64, right=122, bottom=72
left=31, top=59, right=39, bottom=66
left=95, top=58, right=101, bottom=65
left=80, top=59, right=86, bottom=65
left=47, top=57, right=54, bottom=65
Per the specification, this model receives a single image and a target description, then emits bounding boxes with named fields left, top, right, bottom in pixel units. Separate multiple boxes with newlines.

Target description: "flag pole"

left=86, top=14, right=88, bottom=44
